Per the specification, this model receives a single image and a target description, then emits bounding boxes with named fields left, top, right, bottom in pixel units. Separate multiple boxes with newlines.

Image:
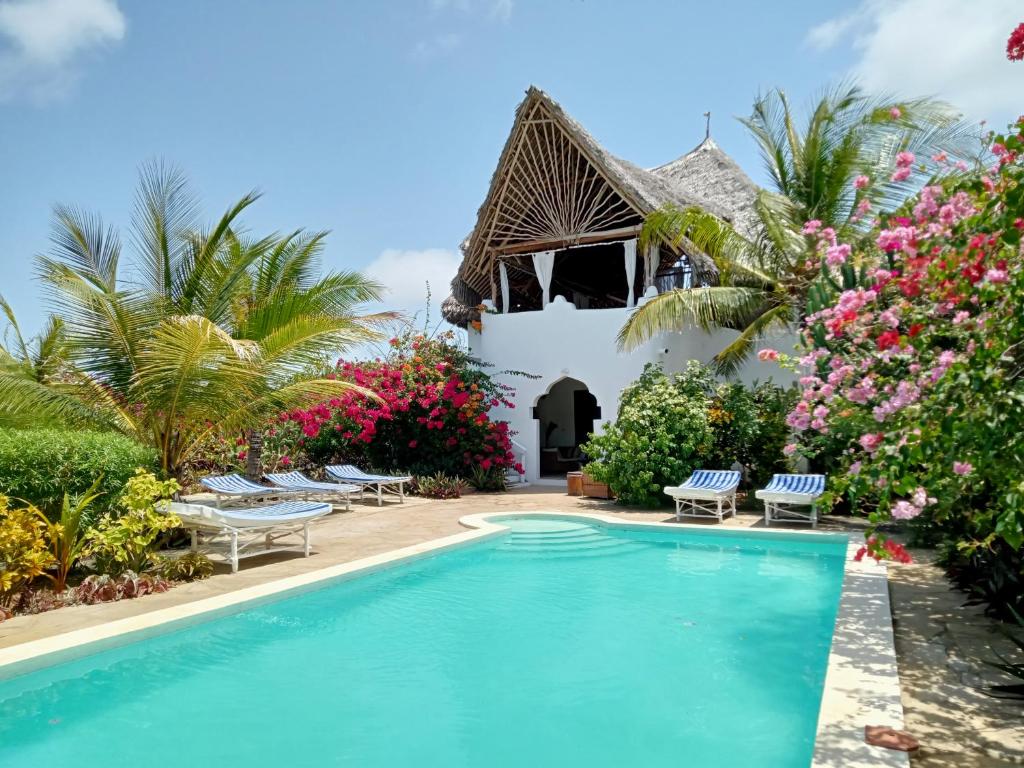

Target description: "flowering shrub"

left=782, top=118, right=1024, bottom=615
left=285, top=331, right=522, bottom=480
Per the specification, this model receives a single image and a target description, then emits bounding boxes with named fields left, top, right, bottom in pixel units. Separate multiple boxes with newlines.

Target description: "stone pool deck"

left=1, top=487, right=1020, bottom=765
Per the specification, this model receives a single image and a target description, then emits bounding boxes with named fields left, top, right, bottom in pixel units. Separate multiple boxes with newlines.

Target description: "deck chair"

left=663, top=470, right=741, bottom=522
left=199, top=473, right=300, bottom=507
left=264, top=471, right=360, bottom=510
left=755, top=474, right=826, bottom=528
left=325, top=465, right=411, bottom=507
left=166, top=500, right=333, bottom=573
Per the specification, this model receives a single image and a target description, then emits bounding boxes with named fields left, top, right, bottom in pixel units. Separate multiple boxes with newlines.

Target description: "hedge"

left=0, top=429, right=158, bottom=520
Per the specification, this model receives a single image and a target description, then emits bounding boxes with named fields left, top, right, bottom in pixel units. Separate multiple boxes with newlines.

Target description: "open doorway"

left=534, top=377, right=600, bottom=478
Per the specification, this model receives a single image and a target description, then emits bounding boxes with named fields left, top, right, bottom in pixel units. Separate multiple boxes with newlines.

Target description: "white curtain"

left=498, top=261, right=510, bottom=314
left=623, top=239, right=637, bottom=308
left=532, top=250, right=555, bottom=307
left=643, top=243, right=658, bottom=289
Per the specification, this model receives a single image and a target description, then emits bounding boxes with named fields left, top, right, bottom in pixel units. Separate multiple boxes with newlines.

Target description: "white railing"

left=507, top=439, right=529, bottom=486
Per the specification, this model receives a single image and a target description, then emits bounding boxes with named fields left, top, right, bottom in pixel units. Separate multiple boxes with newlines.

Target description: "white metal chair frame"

left=185, top=520, right=317, bottom=573
left=263, top=472, right=359, bottom=511
left=325, top=466, right=411, bottom=507
left=671, top=490, right=738, bottom=523
left=760, top=497, right=820, bottom=528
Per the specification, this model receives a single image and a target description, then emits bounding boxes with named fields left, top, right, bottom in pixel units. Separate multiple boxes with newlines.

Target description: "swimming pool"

left=0, top=515, right=847, bottom=767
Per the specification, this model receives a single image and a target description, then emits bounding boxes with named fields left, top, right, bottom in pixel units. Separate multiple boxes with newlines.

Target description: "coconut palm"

left=0, top=162, right=388, bottom=478
left=618, top=83, right=978, bottom=374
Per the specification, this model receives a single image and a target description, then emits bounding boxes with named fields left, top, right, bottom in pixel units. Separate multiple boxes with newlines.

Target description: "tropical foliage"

left=582, top=362, right=791, bottom=507
left=84, top=471, right=181, bottom=576
left=619, top=85, right=977, bottom=374
left=0, top=162, right=386, bottom=479
left=778, top=118, right=1024, bottom=616
left=0, top=498, right=53, bottom=611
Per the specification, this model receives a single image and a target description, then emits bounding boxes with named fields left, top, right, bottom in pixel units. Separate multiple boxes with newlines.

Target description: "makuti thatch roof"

left=443, top=86, right=758, bottom=326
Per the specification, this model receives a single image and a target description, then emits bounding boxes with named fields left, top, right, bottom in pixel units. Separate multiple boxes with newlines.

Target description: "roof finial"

left=703, top=111, right=711, bottom=140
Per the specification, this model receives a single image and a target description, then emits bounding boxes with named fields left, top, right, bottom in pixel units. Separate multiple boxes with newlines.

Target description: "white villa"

left=442, top=87, right=789, bottom=484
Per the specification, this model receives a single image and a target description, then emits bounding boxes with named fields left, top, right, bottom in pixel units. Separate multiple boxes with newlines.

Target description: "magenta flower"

left=889, top=106, right=901, bottom=119
left=802, top=219, right=822, bottom=235
left=854, top=175, right=870, bottom=190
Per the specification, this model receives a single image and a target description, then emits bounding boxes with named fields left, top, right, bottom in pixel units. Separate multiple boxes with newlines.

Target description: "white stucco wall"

left=470, top=294, right=796, bottom=483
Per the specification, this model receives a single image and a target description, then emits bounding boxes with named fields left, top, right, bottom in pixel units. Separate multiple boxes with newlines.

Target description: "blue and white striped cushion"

left=200, top=474, right=276, bottom=495
left=761, top=474, right=826, bottom=497
left=678, top=469, right=741, bottom=492
left=265, top=472, right=358, bottom=493
left=326, top=464, right=411, bottom=483
left=211, top=500, right=331, bottom=521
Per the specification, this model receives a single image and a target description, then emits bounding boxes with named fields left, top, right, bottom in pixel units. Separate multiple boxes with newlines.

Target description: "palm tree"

left=0, top=162, right=388, bottom=479
left=618, top=83, right=977, bottom=374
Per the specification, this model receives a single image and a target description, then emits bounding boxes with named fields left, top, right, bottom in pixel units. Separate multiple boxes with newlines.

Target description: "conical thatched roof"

left=650, top=137, right=760, bottom=239
left=443, top=87, right=758, bottom=326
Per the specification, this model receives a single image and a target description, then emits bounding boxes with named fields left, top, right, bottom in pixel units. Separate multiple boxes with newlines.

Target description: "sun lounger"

left=325, top=465, right=411, bottom=506
left=166, top=500, right=332, bottom=573
left=755, top=474, right=826, bottom=528
left=663, top=470, right=741, bottom=522
left=264, top=471, right=360, bottom=510
left=199, top=473, right=300, bottom=506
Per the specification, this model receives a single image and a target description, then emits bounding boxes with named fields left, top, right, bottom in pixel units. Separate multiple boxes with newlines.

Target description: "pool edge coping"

left=0, top=510, right=907, bottom=768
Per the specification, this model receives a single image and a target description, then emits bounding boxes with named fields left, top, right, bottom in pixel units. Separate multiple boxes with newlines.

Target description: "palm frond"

left=617, top=286, right=769, bottom=351
left=710, top=303, right=794, bottom=377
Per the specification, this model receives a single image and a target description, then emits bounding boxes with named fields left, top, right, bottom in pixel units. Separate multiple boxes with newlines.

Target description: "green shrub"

left=582, top=363, right=794, bottom=506
left=0, top=429, right=158, bottom=519
left=582, top=363, right=715, bottom=507
left=84, top=470, right=180, bottom=575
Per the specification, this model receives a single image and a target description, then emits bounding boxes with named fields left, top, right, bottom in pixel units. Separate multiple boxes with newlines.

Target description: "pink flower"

left=854, top=175, right=870, bottom=190
left=848, top=461, right=862, bottom=476
left=891, top=166, right=912, bottom=182
left=889, top=107, right=901, bottom=119
left=757, top=348, right=780, bottom=361
left=859, top=432, right=884, bottom=453
left=783, top=443, right=798, bottom=456
left=953, top=461, right=973, bottom=476
left=892, top=500, right=922, bottom=520
left=985, top=268, right=1009, bottom=284
left=802, top=219, right=822, bottom=235
left=896, top=151, right=915, bottom=168
left=825, top=243, right=851, bottom=266
left=279, top=456, right=292, bottom=466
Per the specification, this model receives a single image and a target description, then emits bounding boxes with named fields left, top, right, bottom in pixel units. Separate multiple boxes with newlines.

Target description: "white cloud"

left=0, top=0, right=124, bottom=102
left=806, top=0, right=1024, bottom=122
left=411, top=31, right=461, bottom=60
left=362, top=248, right=462, bottom=331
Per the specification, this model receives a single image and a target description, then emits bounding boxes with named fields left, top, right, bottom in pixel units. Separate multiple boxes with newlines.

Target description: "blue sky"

left=1, top=0, right=1021, bottom=337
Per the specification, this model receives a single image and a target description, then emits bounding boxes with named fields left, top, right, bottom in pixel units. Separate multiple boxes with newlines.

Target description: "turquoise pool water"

left=0, top=517, right=846, bottom=767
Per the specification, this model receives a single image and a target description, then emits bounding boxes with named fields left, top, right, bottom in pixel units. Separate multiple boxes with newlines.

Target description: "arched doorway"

left=534, top=377, right=600, bottom=478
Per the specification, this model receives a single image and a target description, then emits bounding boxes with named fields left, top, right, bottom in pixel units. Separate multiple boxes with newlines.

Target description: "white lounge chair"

left=325, top=465, right=411, bottom=507
left=755, top=474, right=826, bottom=528
left=166, top=500, right=332, bottom=573
left=663, top=470, right=741, bottom=522
left=264, top=471, right=360, bottom=510
left=199, top=473, right=300, bottom=507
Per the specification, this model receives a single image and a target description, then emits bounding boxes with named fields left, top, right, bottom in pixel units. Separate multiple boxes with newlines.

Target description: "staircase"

left=498, top=519, right=643, bottom=559
left=505, top=439, right=529, bottom=487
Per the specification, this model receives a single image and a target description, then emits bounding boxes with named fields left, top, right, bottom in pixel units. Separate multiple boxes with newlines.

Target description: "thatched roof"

left=650, top=137, right=760, bottom=239
left=443, top=87, right=758, bottom=326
